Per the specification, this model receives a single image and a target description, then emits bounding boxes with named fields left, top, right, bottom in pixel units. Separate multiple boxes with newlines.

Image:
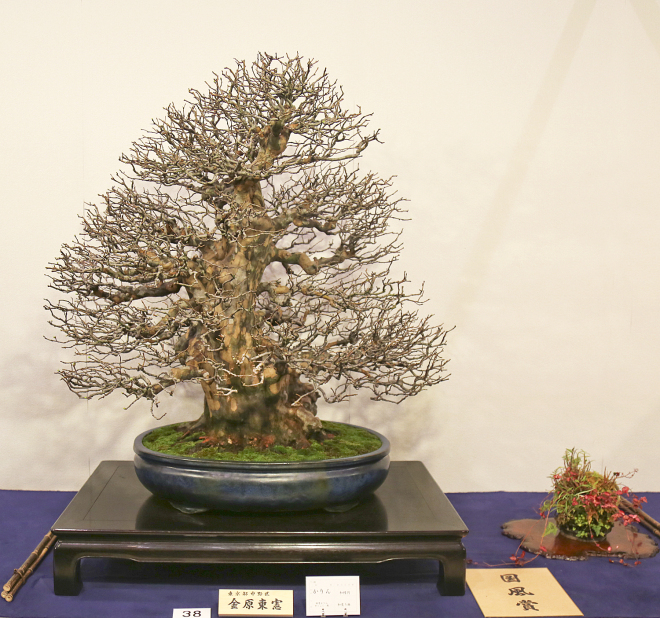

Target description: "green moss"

left=142, top=421, right=383, bottom=462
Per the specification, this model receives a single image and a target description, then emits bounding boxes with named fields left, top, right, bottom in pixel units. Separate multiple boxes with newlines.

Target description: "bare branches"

left=122, top=53, right=378, bottom=196
left=257, top=272, right=450, bottom=405
left=47, top=53, right=449, bottom=438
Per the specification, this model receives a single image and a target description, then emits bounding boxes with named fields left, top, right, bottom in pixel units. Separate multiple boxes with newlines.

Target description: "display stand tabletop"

left=51, top=460, right=468, bottom=596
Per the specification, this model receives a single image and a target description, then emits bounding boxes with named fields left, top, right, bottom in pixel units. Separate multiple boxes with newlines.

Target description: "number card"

left=305, top=576, right=360, bottom=616
left=466, top=568, right=583, bottom=617
left=218, top=589, right=294, bottom=617
left=173, top=610, right=211, bottom=618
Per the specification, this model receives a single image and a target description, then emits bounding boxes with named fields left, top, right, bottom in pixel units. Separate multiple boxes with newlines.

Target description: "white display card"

left=305, top=576, right=360, bottom=616
left=218, top=589, right=294, bottom=617
left=173, top=610, right=211, bottom=618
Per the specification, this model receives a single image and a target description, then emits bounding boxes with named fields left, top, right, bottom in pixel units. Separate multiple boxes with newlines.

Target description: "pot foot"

left=169, top=501, right=211, bottom=514
left=324, top=501, right=359, bottom=513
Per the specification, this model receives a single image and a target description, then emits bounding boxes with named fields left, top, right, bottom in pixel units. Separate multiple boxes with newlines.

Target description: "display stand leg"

left=437, top=546, right=466, bottom=596
left=53, top=543, right=82, bottom=596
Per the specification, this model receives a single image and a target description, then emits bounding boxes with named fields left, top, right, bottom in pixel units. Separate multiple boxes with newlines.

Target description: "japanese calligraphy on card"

left=466, top=569, right=582, bottom=617
left=218, top=589, right=293, bottom=617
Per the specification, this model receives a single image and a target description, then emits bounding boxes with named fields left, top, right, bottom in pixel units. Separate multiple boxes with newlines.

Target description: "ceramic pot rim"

left=134, top=421, right=390, bottom=472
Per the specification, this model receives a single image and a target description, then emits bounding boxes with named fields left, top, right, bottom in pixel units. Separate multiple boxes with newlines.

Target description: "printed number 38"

left=182, top=612, right=202, bottom=617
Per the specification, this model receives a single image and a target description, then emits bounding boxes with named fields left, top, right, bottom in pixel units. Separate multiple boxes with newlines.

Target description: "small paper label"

left=173, top=610, right=211, bottom=618
left=466, top=568, right=583, bottom=617
left=305, top=576, right=360, bottom=616
left=218, top=589, right=293, bottom=617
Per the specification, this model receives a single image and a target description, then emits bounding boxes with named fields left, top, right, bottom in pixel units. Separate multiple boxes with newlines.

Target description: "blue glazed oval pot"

left=133, top=423, right=390, bottom=512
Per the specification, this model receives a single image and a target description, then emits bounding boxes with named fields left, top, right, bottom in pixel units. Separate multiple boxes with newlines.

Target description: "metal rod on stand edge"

left=1, top=531, right=57, bottom=602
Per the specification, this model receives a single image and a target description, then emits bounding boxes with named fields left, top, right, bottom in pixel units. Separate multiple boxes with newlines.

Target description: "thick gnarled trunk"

left=193, top=371, right=323, bottom=449
left=183, top=178, right=324, bottom=448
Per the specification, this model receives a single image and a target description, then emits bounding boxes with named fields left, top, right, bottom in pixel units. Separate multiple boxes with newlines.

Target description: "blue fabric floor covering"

left=1, top=487, right=658, bottom=618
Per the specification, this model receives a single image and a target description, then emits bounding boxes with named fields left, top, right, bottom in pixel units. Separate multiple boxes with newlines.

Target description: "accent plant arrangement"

left=541, top=448, right=644, bottom=541
left=47, top=53, right=449, bottom=459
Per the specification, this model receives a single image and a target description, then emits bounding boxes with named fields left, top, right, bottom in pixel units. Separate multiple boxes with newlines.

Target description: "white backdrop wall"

left=2, top=0, right=660, bottom=493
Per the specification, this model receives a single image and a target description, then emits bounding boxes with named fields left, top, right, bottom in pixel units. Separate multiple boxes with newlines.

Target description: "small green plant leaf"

left=543, top=521, right=558, bottom=537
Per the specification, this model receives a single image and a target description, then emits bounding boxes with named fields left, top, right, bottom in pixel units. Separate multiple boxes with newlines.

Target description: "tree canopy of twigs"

left=47, top=53, right=450, bottom=448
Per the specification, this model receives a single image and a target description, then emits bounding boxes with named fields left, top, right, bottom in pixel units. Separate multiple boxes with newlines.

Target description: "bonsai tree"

left=47, top=53, right=449, bottom=451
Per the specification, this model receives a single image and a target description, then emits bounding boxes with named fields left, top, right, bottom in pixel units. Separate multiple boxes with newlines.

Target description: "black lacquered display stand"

left=51, top=460, right=468, bottom=596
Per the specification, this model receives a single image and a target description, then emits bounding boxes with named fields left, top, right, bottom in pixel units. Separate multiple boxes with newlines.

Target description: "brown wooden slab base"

left=502, top=518, right=658, bottom=560
left=51, top=461, right=468, bottom=596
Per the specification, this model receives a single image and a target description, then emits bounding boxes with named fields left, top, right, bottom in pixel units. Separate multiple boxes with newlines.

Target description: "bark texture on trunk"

left=182, top=177, right=324, bottom=447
